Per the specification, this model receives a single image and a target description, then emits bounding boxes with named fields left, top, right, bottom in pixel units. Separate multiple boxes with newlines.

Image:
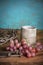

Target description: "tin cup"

left=21, top=26, right=37, bottom=46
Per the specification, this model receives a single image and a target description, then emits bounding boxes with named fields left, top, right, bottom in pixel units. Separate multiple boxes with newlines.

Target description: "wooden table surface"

left=0, top=51, right=43, bottom=65
left=0, top=51, right=43, bottom=62
left=0, top=29, right=43, bottom=65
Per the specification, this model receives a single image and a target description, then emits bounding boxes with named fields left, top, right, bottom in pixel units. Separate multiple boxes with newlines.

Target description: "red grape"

left=10, top=39, right=14, bottom=44
left=10, top=43, right=14, bottom=48
left=21, top=38, right=26, bottom=43
left=25, top=49, right=29, bottom=54
left=36, top=42, right=41, bottom=46
left=16, top=43, right=20, bottom=49
left=14, top=39, right=18, bottom=44
left=23, top=44, right=28, bottom=49
left=6, top=38, right=43, bottom=58
left=31, top=48, right=36, bottom=53
left=19, top=46, right=23, bottom=51
left=6, top=47, right=10, bottom=51
left=10, top=39, right=14, bottom=48
left=13, top=46, right=16, bottom=50
left=28, top=46, right=32, bottom=52
left=21, top=41, right=27, bottom=46
left=38, top=45, right=43, bottom=50
left=10, top=48, right=13, bottom=51
left=31, top=52, right=36, bottom=57
left=27, top=52, right=31, bottom=58
left=21, top=39, right=27, bottom=45
left=36, top=47, right=41, bottom=52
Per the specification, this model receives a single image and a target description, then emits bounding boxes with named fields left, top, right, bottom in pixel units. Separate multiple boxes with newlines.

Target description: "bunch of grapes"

left=6, top=38, right=43, bottom=58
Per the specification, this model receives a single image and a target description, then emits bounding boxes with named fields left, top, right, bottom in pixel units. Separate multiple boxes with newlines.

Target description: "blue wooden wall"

left=0, top=0, right=43, bottom=29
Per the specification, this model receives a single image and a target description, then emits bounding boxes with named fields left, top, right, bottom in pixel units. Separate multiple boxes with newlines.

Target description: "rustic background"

left=0, top=0, right=43, bottom=29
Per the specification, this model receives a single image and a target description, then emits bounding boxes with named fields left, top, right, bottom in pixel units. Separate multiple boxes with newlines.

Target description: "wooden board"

left=0, top=51, right=43, bottom=65
left=0, top=29, right=43, bottom=65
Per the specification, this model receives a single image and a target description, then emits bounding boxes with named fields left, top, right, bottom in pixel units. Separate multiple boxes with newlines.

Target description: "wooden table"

left=0, top=29, right=43, bottom=65
left=0, top=51, right=43, bottom=65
